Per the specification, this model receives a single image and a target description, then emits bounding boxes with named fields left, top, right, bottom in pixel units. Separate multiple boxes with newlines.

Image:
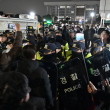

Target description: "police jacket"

left=16, top=59, right=53, bottom=106
left=0, top=31, right=22, bottom=72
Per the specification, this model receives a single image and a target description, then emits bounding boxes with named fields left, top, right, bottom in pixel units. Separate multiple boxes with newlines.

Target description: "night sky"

left=0, top=0, right=100, bottom=16
left=0, top=0, right=72, bottom=16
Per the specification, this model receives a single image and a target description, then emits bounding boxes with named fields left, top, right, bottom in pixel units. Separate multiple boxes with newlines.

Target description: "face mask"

left=56, top=35, right=62, bottom=42
left=48, top=38, right=55, bottom=43
left=43, top=53, right=57, bottom=62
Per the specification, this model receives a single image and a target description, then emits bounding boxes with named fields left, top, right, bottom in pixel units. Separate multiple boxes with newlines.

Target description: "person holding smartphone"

left=0, top=23, right=22, bottom=72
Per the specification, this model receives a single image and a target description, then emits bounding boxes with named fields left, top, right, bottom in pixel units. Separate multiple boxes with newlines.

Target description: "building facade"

left=44, top=0, right=100, bottom=22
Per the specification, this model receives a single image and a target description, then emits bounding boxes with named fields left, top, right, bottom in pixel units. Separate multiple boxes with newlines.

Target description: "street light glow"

left=91, top=12, right=95, bottom=17
left=43, top=19, right=46, bottom=21
left=30, top=12, right=35, bottom=19
left=30, top=12, right=35, bottom=16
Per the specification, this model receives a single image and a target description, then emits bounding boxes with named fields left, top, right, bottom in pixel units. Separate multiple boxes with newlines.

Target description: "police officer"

left=22, top=35, right=41, bottom=60
left=42, top=43, right=63, bottom=63
left=85, top=38, right=104, bottom=59
left=2, top=37, right=14, bottom=54
left=26, top=35, right=36, bottom=45
left=9, top=32, right=15, bottom=39
left=55, top=30, right=69, bottom=58
left=69, top=42, right=85, bottom=62
left=46, top=32, right=66, bottom=62
left=0, top=33, right=7, bottom=50
left=46, top=31, right=56, bottom=43
left=42, top=43, right=57, bottom=62
left=86, top=39, right=110, bottom=91
left=90, top=38, right=104, bottom=56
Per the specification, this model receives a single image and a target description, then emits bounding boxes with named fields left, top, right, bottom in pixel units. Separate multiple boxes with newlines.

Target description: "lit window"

left=60, top=6, right=65, bottom=8
left=86, top=8, right=94, bottom=10
left=77, top=6, right=85, bottom=8
left=57, top=16, right=64, bottom=18
left=71, top=11, right=74, bottom=13
left=67, top=6, right=71, bottom=8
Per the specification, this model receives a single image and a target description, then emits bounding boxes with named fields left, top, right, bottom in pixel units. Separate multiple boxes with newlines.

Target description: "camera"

left=26, top=26, right=35, bottom=35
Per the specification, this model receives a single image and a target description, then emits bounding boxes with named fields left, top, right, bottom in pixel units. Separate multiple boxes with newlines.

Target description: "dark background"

left=76, top=8, right=84, bottom=16
left=0, top=0, right=70, bottom=16
left=0, top=0, right=100, bottom=16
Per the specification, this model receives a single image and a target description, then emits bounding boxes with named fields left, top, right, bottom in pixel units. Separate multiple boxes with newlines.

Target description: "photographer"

left=0, top=23, right=22, bottom=72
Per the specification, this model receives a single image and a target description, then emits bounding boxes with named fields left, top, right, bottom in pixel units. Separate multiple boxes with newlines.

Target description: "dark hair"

left=86, top=25, right=89, bottom=29
left=104, top=30, right=110, bottom=36
left=98, top=28, right=105, bottom=35
left=22, top=45, right=37, bottom=60
left=0, top=72, right=29, bottom=110
left=63, top=25, right=67, bottom=33
left=0, top=11, right=4, bottom=16
left=37, top=37, right=45, bottom=51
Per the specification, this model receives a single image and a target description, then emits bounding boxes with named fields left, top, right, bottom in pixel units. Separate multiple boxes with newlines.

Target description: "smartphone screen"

left=8, top=24, right=15, bottom=29
left=76, top=33, right=84, bottom=41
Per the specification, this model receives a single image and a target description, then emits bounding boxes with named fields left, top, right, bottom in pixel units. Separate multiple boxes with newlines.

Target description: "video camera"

left=26, top=26, right=35, bottom=35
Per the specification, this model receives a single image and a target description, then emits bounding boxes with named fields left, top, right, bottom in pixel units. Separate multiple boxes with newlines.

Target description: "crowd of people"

left=0, top=22, right=110, bottom=110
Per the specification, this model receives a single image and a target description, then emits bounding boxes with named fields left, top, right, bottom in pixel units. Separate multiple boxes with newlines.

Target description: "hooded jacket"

left=16, top=59, right=53, bottom=106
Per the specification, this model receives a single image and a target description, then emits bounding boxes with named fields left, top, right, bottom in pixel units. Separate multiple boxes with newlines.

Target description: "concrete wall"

left=100, top=0, right=110, bottom=19
left=44, top=1, right=100, bottom=6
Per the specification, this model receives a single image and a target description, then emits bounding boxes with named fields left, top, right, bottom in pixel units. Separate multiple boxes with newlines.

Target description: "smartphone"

left=76, top=33, right=84, bottom=41
left=8, top=23, right=15, bottom=29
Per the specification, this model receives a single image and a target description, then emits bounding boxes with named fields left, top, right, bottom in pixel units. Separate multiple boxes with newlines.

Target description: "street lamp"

left=30, top=12, right=35, bottom=19
left=90, top=12, right=95, bottom=25
left=43, top=19, right=46, bottom=37
left=58, top=6, right=59, bottom=22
